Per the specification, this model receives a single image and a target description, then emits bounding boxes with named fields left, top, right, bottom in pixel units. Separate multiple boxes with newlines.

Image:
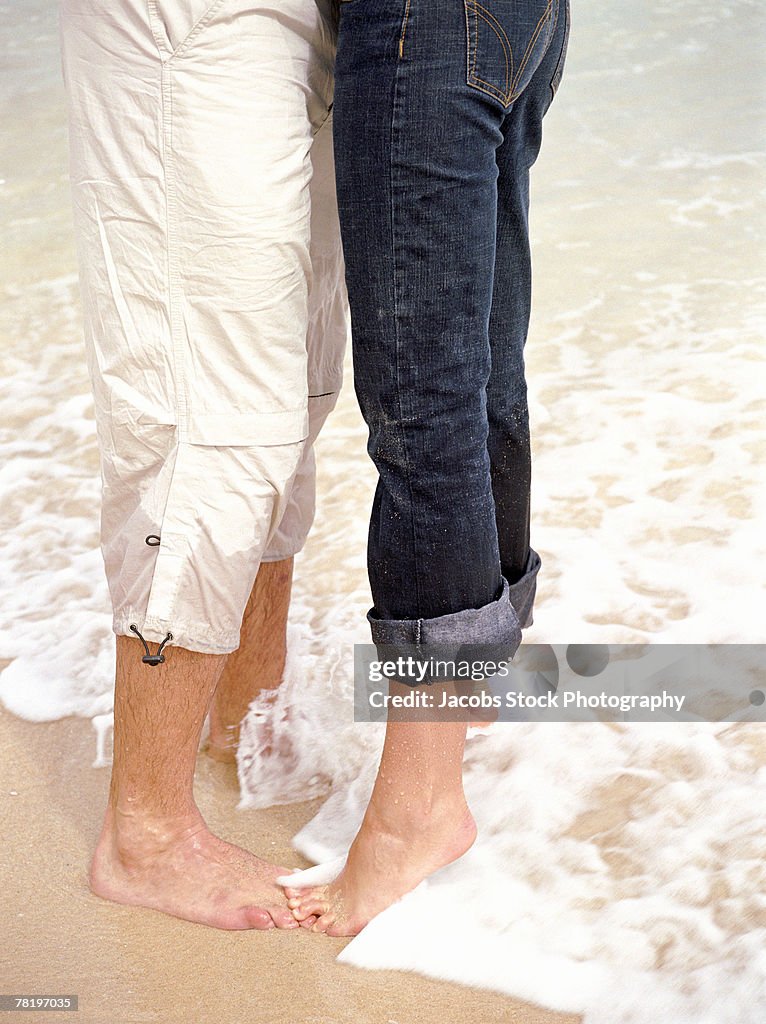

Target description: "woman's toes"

left=288, top=892, right=327, bottom=920
left=299, top=915, right=317, bottom=928
left=326, top=918, right=355, bottom=937
left=311, top=912, right=335, bottom=933
left=283, top=885, right=302, bottom=898
left=289, top=903, right=314, bottom=922
left=294, top=902, right=324, bottom=921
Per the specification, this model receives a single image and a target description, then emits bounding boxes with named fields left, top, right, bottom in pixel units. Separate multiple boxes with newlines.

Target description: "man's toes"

left=299, top=915, right=317, bottom=928
left=270, top=906, right=299, bottom=929
left=244, top=906, right=276, bottom=929
left=283, top=885, right=302, bottom=899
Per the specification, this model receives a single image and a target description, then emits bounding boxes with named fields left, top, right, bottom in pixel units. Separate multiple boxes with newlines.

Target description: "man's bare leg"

left=89, top=636, right=298, bottom=929
left=284, top=683, right=477, bottom=936
left=206, top=557, right=294, bottom=763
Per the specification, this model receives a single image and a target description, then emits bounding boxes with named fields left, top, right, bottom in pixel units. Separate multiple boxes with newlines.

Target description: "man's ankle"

left=101, top=803, right=206, bottom=862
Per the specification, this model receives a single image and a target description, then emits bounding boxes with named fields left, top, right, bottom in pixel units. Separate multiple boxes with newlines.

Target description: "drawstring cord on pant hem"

left=129, top=624, right=173, bottom=666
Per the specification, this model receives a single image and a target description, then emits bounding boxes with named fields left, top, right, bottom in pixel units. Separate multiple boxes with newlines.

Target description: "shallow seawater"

left=1, top=1, right=765, bottom=1021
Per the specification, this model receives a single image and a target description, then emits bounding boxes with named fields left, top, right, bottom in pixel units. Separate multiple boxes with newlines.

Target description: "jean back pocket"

left=465, top=0, right=558, bottom=107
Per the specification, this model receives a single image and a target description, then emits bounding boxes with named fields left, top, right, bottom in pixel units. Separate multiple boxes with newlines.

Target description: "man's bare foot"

left=90, top=812, right=299, bottom=930
left=284, top=795, right=477, bottom=936
left=203, top=730, right=238, bottom=765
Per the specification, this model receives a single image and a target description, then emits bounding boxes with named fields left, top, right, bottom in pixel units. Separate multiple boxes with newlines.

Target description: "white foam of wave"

left=0, top=276, right=116, bottom=721
left=250, top=632, right=766, bottom=1023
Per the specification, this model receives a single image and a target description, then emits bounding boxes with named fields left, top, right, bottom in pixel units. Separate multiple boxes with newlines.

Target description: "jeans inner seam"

left=389, top=31, right=422, bottom=620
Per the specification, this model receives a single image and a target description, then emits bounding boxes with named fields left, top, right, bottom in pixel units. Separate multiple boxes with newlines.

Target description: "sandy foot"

left=284, top=800, right=477, bottom=936
left=90, top=819, right=299, bottom=930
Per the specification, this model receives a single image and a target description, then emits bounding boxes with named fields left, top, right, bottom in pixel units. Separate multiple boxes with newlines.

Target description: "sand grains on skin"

left=90, top=822, right=299, bottom=931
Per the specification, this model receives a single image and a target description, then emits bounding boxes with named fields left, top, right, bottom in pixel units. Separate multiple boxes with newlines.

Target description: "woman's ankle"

left=366, top=783, right=470, bottom=834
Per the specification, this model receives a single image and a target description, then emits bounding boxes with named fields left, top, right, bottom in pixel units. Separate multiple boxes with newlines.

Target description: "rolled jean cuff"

left=508, top=547, right=542, bottom=630
left=367, top=575, right=522, bottom=677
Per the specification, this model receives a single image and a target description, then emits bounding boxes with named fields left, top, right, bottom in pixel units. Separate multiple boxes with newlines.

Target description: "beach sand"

left=0, top=705, right=579, bottom=1024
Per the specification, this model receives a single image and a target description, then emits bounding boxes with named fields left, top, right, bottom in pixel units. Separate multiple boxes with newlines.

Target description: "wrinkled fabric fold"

left=60, top=0, right=348, bottom=653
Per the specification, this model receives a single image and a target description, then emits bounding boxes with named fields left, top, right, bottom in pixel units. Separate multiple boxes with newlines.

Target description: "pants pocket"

left=465, top=0, right=558, bottom=107
left=147, top=0, right=227, bottom=59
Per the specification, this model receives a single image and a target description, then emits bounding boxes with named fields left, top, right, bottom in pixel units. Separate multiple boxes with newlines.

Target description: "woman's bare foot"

left=284, top=795, right=477, bottom=936
left=90, top=812, right=298, bottom=930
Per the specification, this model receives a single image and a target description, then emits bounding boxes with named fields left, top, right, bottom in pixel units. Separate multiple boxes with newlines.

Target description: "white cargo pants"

left=60, top=0, right=347, bottom=655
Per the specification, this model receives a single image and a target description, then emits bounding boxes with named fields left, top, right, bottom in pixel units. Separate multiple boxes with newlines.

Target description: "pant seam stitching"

left=390, top=29, right=422, bottom=619
left=398, top=0, right=412, bottom=58
left=170, top=0, right=228, bottom=62
left=160, top=62, right=188, bottom=439
left=471, top=2, right=513, bottom=95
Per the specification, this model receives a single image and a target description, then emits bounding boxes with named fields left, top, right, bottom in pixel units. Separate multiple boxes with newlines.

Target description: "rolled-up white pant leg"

left=60, top=0, right=345, bottom=654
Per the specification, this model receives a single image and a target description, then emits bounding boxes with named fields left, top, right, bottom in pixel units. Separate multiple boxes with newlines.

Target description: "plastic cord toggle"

left=129, top=624, right=173, bottom=666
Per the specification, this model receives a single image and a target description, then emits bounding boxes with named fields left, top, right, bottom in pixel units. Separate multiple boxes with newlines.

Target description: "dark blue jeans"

left=333, top=0, right=570, bottom=651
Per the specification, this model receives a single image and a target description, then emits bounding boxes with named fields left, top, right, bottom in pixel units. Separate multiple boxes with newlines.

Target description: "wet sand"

left=0, top=706, right=579, bottom=1024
